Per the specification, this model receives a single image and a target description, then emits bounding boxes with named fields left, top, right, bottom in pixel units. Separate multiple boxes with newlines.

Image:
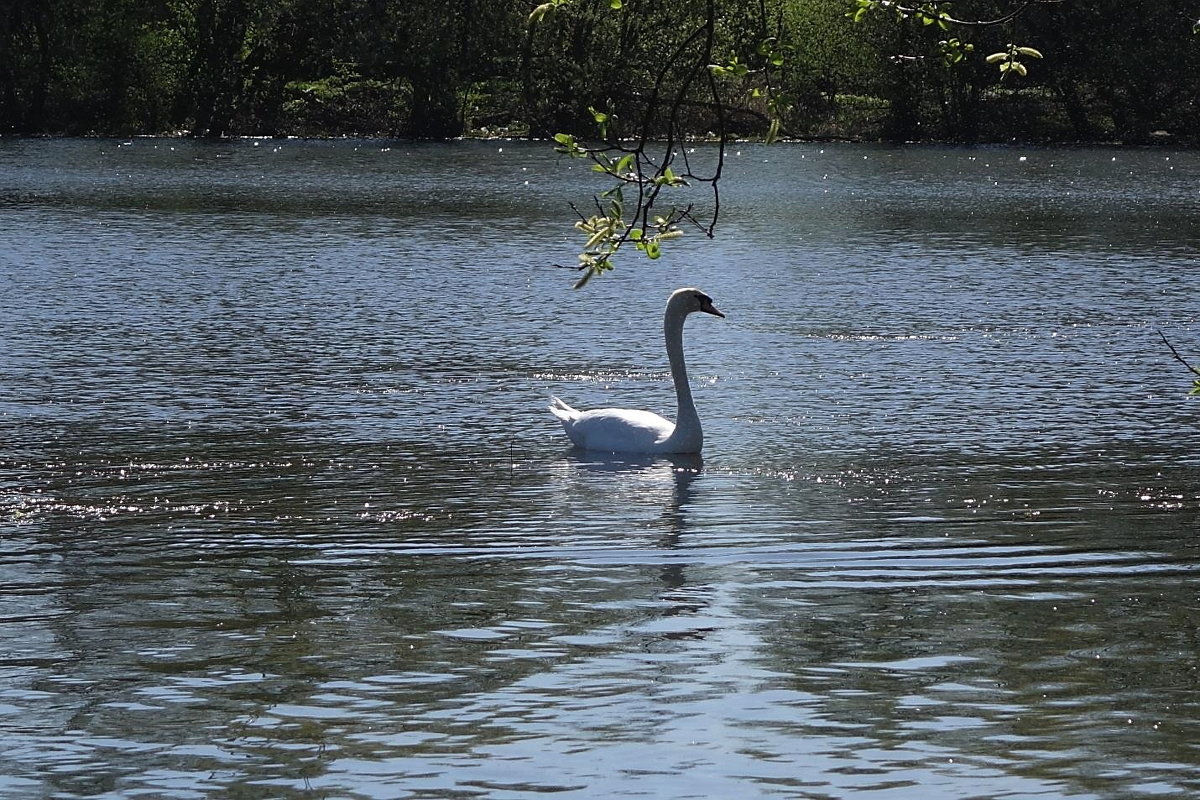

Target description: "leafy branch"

left=554, top=128, right=695, bottom=288
left=985, top=42, right=1043, bottom=78
left=848, top=0, right=1061, bottom=28
left=532, top=0, right=1057, bottom=287
left=848, top=0, right=1054, bottom=75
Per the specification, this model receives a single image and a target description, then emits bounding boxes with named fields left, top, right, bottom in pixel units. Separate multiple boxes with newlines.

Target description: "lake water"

left=1, top=137, right=1199, bottom=799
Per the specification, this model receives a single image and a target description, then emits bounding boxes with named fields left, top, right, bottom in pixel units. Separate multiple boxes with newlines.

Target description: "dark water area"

left=1, top=138, right=1199, bottom=798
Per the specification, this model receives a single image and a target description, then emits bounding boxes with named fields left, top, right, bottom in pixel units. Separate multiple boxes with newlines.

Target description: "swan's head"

left=670, top=287, right=725, bottom=319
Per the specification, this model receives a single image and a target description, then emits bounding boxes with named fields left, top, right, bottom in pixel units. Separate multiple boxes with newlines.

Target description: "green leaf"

left=608, top=186, right=624, bottom=205
left=609, top=0, right=622, bottom=8
left=645, top=241, right=661, bottom=259
left=654, top=166, right=679, bottom=187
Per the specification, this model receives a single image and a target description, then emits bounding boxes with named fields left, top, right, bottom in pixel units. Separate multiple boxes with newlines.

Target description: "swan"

left=549, top=287, right=725, bottom=454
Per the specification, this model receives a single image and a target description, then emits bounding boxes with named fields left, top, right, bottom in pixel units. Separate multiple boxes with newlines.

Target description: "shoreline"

left=2, top=131, right=1189, bottom=149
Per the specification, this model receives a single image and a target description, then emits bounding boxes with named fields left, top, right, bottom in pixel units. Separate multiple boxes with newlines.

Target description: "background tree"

left=1031, top=0, right=1200, bottom=143
left=777, top=0, right=879, bottom=137
left=0, top=0, right=185, bottom=135
left=0, top=0, right=58, bottom=133
left=185, top=0, right=251, bottom=137
left=0, top=0, right=1197, bottom=145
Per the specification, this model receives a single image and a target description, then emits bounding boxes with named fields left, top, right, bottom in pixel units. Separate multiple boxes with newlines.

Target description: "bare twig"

left=1158, top=329, right=1200, bottom=378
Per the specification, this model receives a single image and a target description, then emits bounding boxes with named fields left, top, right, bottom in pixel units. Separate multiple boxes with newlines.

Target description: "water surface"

left=1, top=138, right=1199, bottom=798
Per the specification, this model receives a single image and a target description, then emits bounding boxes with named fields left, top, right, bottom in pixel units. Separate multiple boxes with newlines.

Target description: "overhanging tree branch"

left=532, top=0, right=1057, bottom=287
left=862, top=0, right=1065, bottom=27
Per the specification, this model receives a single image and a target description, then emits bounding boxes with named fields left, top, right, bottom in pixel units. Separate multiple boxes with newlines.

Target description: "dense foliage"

left=2, top=0, right=1198, bottom=143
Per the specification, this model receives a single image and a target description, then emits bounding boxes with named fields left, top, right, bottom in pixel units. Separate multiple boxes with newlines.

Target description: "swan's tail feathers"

left=548, top=395, right=580, bottom=423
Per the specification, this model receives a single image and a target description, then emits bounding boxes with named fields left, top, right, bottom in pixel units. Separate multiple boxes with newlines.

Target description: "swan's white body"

left=549, top=288, right=724, bottom=454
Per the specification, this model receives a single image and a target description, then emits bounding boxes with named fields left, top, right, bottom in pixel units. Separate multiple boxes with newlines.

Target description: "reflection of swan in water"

left=564, top=451, right=702, bottom=547
left=564, top=450, right=714, bottom=631
left=549, top=288, right=724, bottom=454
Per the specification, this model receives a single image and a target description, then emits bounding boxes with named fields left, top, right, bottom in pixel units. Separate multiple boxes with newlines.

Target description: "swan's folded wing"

left=566, top=408, right=675, bottom=452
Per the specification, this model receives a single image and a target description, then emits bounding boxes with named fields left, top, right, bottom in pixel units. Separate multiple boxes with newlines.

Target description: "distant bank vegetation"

left=2, top=0, right=1197, bottom=144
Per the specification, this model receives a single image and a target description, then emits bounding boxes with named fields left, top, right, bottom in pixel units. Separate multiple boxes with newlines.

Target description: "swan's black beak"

left=701, top=299, right=725, bottom=318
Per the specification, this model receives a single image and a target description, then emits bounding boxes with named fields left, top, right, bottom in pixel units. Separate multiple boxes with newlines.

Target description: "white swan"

left=549, top=287, right=725, bottom=454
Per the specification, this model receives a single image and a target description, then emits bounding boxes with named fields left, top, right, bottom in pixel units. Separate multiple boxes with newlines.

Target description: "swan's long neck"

left=664, top=308, right=701, bottom=447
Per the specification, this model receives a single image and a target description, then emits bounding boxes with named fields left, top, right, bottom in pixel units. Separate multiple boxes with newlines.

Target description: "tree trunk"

left=190, top=0, right=247, bottom=137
